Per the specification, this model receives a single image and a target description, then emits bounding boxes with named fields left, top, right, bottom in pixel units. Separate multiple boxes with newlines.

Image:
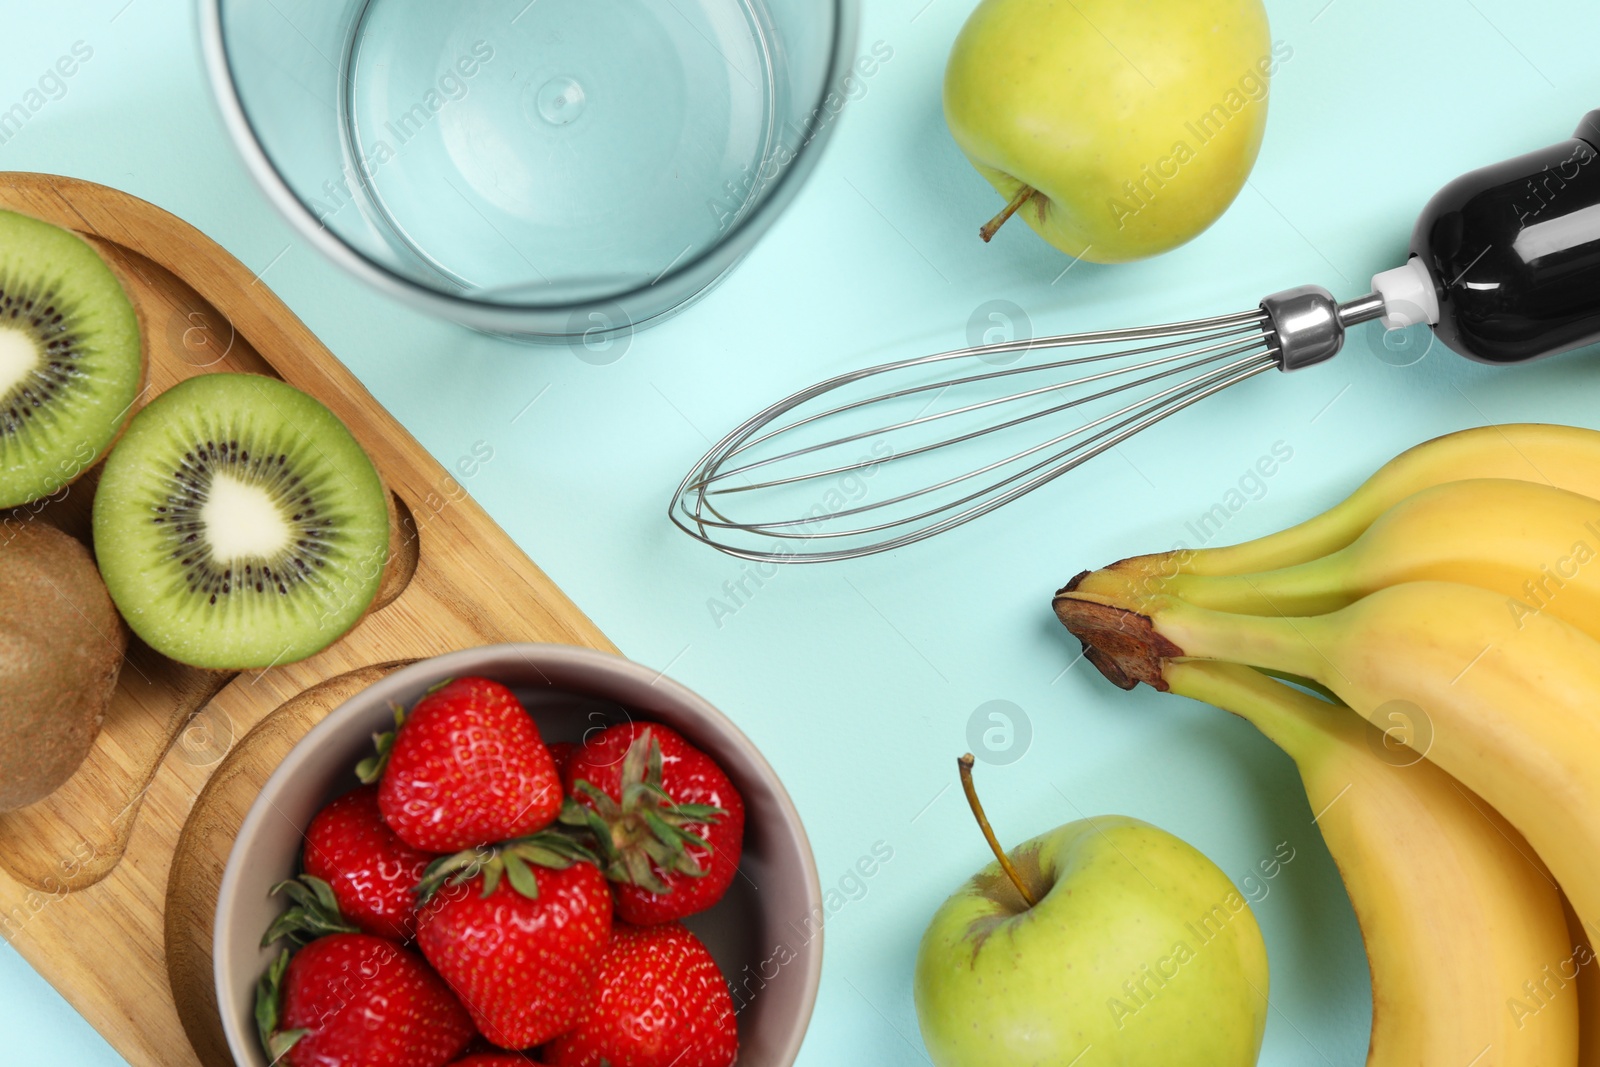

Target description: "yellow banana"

left=1075, top=423, right=1600, bottom=596
left=1154, top=479, right=1600, bottom=639
left=1054, top=580, right=1600, bottom=941
left=1562, top=895, right=1600, bottom=1067
left=1168, top=661, right=1577, bottom=1066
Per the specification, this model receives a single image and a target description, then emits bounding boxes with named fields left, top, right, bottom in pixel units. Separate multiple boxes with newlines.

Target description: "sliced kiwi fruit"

left=0, top=521, right=127, bottom=810
left=92, top=373, right=390, bottom=669
left=0, top=210, right=144, bottom=510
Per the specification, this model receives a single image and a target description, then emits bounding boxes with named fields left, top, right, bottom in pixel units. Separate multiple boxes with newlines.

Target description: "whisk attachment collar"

left=1261, top=285, right=1386, bottom=371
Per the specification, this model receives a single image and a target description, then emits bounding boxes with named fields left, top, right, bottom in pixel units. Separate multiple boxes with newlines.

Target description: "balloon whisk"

left=669, top=286, right=1387, bottom=563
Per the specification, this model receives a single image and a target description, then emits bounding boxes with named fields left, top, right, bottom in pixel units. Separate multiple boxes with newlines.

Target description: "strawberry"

left=563, top=723, right=745, bottom=924
left=448, top=1055, right=541, bottom=1066
left=255, top=934, right=474, bottom=1067
left=360, top=677, right=562, bottom=853
left=544, top=923, right=738, bottom=1067
left=415, top=836, right=612, bottom=1049
left=302, top=785, right=436, bottom=941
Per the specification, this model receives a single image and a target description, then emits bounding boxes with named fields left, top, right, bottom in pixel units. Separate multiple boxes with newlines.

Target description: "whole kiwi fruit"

left=0, top=520, right=126, bottom=810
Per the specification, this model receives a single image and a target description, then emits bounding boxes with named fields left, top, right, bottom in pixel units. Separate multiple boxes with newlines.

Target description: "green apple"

left=944, top=0, right=1277, bottom=262
left=914, top=771, right=1269, bottom=1066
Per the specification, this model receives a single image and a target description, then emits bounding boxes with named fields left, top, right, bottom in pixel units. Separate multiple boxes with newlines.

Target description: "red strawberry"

left=544, top=923, right=738, bottom=1067
left=361, top=677, right=562, bottom=852
left=416, top=837, right=612, bottom=1049
left=449, top=1055, right=541, bottom=1066
left=255, top=934, right=474, bottom=1067
left=303, top=785, right=435, bottom=941
left=563, top=723, right=745, bottom=924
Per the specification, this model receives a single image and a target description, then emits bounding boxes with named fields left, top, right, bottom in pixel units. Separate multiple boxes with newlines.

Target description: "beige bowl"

left=214, top=644, right=823, bottom=1064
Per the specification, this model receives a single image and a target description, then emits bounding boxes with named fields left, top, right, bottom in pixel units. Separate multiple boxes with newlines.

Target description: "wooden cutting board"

left=0, top=173, right=613, bottom=1067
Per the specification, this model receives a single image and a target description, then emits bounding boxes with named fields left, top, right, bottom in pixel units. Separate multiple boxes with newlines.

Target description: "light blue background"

left=1, top=0, right=1596, bottom=1063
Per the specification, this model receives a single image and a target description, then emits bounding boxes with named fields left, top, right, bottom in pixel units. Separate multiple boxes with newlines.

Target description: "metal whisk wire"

left=722, top=313, right=1274, bottom=489
left=670, top=287, right=1382, bottom=563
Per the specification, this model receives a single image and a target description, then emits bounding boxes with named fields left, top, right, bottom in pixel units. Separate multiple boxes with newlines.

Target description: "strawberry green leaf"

left=355, top=703, right=407, bottom=784
left=561, top=732, right=727, bottom=897
left=262, top=875, right=360, bottom=947
left=415, top=847, right=490, bottom=903
left=503, top=853, right=539, bottom=899
left=418, top=832, right=597, bottom=903
left=575, top=780, right=622, bottom=817
left=625, top=730, right=653, bottom=790
left=266, top=1029, right=310, bottom=1065
left=254, top=948, right=287, bottom=1049
left=255, top=948, right=308, bottom=1064
left=511, top=845, right=572, bottom=870
left=623, top=848, right=666, bottom=894
left=667, top=803, right=725, bottom=821
left=558, top=797, right=593, bottom=827
left=641, top=808, right=712, bottom=859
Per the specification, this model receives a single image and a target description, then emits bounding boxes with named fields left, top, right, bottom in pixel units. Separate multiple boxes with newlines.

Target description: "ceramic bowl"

left=214, top=644, right=822, bottom=1064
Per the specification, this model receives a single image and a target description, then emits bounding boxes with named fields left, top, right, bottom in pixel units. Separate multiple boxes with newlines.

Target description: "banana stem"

left=979, top=185, right=1038, bottom=243
left=1070, top=560, right=1171, bottom=602
left=1165, top=562, right=1357, bottom=618
left=1167, top=661, right=1347, bottom=763
left=1148, top=596, right=1320, bottom=682
left=1176, top=516, right=1361, bottom=578
left=1066, top=555, right=1352, bottom=617
left=957, top=754, right=1037, bottom=907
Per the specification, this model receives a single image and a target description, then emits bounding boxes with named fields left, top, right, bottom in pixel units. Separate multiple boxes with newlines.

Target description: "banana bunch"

left=1053, top=423, right=1600, bottom=1066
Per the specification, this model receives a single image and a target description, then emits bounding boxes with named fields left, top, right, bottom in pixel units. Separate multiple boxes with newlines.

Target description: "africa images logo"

left=307, top=42, right=497, bottom=222
left=1107, top=41, right=1293, bottom=232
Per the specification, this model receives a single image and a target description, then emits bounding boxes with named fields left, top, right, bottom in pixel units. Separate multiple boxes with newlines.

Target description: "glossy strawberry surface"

left=379, top=677, right=562, bottom=852
left=543, top=922, right=738, bottom=1067
left=416, top=860, right=612, bottom=1049
left=275, top=933, right=474, bottom=1067
left=303, top=785, right=436, bottom=941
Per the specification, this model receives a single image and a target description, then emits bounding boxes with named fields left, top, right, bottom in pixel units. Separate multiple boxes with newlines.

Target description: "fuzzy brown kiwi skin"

left=0, top=520, right=127, bottom=810
left=369, top=487, right=419, bottom=614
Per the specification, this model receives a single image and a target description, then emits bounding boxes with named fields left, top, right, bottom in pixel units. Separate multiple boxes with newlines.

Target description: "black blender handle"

left=1411, top=110, right=1600, bottom=364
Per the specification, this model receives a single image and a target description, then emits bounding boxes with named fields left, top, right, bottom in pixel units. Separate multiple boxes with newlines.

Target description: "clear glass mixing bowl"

left=200, top=0, right=858, bottom=341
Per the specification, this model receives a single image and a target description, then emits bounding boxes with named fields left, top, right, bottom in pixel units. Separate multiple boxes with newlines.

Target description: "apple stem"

left=957, top=754, right=1038, bottom=907
left=979, top=185, right=1037, bottom=243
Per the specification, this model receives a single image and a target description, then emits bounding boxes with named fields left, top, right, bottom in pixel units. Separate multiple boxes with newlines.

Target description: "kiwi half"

left=0, top=521, right=126, bottom=810
left=92, top=373, right=390, bottom=669
left=0, top=209, right=144, bottom=510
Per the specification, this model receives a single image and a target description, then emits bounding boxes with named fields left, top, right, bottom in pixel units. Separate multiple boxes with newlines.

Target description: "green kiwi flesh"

left=92, top=373, right=389, bottom=669
left=0, top=209, right=143, bottom=510
left=0, top=521, right=126, bottom=810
